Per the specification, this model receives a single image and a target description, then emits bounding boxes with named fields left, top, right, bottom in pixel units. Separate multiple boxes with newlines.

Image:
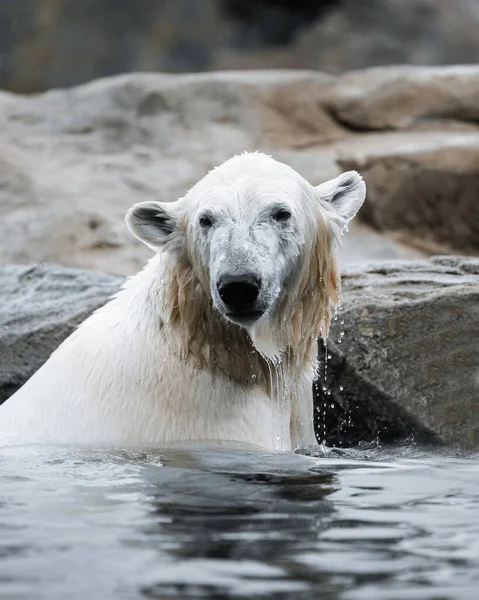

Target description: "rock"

left=0, top=0, right=230, bottom=93
left=246, top=0, right=479, bottom=75
left=0, top=265, right=123, bottom=404
left=3, top=0, right=479, bottom=93
left=1, top=259, right=477, bottom=449
left=339, top=223, right=427, bottom=264
left=337, top=129, right=479, bottom=255
left=325, top=65, right=479, bottom=131
left=3, top=68, right=479, bottom=275
left=0, top=72, right=344, bottom=274
left=315, top=256, right=479, bottom=449
left=0, top=70, right=348, bottom=275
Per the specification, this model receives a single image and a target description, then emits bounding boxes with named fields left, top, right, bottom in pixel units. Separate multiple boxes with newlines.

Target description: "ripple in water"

left=0, top=440, right=478, bottom=600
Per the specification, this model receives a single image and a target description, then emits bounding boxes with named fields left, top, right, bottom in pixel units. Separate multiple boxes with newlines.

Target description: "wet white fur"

left=0, top=153, right=365, bottom=450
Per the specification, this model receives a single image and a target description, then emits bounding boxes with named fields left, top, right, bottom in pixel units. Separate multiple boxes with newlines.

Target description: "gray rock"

left=222, top=0, right=479, bottom=74
left=3, top=0, right=479, bottom=92
left=315, top=256, right=479, bottom=449
left=0, top=264, right=123, bottom=404
left=337, top=128, right=479, bottom=255
left=0, top=0, right=229, bottom=93
left=0, top=70, right=346, bottom=276
left=301, top=0, right=479, bottom=73
left=325, top=65, right=479, bottom=131
left=1, top=259, right=477, bottom=448
left=3, top=68, right=479, bottom=275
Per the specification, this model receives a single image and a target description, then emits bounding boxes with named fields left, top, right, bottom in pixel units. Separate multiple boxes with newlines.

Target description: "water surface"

left=0, top=441, right=478, bottom=600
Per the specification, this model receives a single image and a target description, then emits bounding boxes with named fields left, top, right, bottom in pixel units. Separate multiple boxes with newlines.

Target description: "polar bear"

left=0, top=153, right=365, bottom=451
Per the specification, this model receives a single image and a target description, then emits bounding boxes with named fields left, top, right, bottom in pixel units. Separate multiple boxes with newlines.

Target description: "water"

left=1, top=441, right=478, bottom=600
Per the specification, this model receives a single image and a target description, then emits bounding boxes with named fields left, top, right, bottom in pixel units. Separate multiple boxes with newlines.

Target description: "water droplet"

left=326, top=390, right=331, bottom=396
left=327, top=354, right=332, bottom=360
left=330, top=403, right=334, bottom=409
left=340, top=331, right=345, bottom=337
left=337, top=338, right=342, bottom=344
left=339, top=385, right=344, bottom=391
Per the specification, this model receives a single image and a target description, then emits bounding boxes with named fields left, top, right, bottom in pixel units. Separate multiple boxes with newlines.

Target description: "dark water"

left=0, top=440, right=478, bottom=600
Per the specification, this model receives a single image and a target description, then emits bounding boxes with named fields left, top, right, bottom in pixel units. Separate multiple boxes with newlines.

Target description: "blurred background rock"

left=2, top=0, right=479, bottom=93
left=1, top=0, right=478, bottom=273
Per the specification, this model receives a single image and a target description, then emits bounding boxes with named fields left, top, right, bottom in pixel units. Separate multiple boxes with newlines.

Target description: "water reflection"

left=0, top=443, right=478, bottom=600
left=140, top=448, right=337, bottom=598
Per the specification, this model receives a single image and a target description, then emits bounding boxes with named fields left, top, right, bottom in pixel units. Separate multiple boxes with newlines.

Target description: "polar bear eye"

left=272, top=208, right=292, bottom=222
left=199, top=215, right=213, bottom=228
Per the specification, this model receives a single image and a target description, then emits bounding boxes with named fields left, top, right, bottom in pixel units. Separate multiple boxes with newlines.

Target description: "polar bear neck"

left=156, top=253, right=274, bottom=389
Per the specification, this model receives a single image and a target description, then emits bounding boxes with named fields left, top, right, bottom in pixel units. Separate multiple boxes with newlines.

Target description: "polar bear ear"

left=126, top=201, right=181, bottom=251
left=316, top=171, right=366, bottom=227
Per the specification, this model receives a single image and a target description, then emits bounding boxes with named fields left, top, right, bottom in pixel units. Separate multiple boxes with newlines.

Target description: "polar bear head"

left=126, top=153, right=365, bottom=365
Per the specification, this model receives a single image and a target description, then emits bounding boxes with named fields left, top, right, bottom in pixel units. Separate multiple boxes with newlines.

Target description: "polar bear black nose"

left=217, top=274, right=261, bottom=311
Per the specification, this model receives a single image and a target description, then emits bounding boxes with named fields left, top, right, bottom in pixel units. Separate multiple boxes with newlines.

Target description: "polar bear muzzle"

left=216, top=273, right=264, bottom=325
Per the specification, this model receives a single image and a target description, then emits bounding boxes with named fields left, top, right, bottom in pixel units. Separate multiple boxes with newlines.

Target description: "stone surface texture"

left=315, top=256, right=479, bottom=449
left=1, top=66, right=479, bottom=275
left=0, top=265, right=122, bottom=405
